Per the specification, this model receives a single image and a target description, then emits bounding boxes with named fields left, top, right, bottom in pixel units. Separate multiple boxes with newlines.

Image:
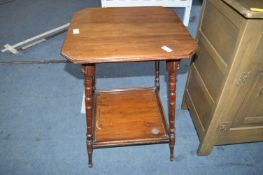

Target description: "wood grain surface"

left=94, top=88, right=169, bottom=148
left=61, top=7, right=197, bottom=64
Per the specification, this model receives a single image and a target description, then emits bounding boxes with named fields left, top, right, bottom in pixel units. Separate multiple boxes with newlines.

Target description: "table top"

left=61, top=7, right=198, bottom=64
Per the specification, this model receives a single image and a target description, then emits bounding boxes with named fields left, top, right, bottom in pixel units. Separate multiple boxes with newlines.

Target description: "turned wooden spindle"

left=82, top=64, right=95, bottom=168
left=155, top=61, right=160, bottom=91
left=93, top=66, right=96, bottom=93
left=166, top=60, right=180, bottom=161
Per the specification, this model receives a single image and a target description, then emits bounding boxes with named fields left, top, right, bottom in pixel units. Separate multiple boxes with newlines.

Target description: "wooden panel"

left=198, top=32, right=228, bottom=74
left=187, top=66, right=214, bottom=129
left=216, top=126, right=263, bottom=145
left=201, top=0, right=239, bottom=66
left=94, top=88, right=169, bottom=147
left=194, top=41, right=225, bottom=103
left=233, top=70, right=263, bottom=127
left=61, top=7, right=198, bottom=64
left=209, top=0, right=244, bottom=28
left=185, top=81, right=206, bottom=139
left=253, top=34, right=263, bottom=64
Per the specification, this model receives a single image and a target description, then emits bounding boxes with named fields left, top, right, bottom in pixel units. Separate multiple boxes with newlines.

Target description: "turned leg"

left=155, top=61, right=160, bottom=91
left=82, top=64, right=95, bottom=168
left=93, top=66, right=96, bottom=93
left=166, top=60, right=180, bottom=161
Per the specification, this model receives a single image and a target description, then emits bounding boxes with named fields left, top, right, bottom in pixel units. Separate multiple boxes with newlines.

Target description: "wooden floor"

left=94, top=88, right=169, bottom=148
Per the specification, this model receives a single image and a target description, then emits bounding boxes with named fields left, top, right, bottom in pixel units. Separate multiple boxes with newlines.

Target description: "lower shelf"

left=93, top=88, right=169, bottom=148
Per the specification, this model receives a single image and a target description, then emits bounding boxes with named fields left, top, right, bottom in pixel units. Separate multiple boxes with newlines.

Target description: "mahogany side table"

left=61, top=7, right=197, bottom=167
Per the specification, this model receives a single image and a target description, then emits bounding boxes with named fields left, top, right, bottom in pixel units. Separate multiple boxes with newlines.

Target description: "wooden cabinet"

left=182, top=0, right=263, bottom=155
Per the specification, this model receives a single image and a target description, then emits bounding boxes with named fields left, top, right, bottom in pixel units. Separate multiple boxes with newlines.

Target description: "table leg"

left=82, top=64, right=95, bottom=168
left=155, top=61, right=160, bottom=91
left=93, top=66, right=96, bottom=93
left=166, top=60, right=179, bottom=161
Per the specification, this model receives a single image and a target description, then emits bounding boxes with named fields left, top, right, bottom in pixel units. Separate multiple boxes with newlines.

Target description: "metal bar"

left=21, top=39, right=46, bottom=50
left=1, top=23, right=70, bottom=53
left=0, top=60, right=69, bottom=64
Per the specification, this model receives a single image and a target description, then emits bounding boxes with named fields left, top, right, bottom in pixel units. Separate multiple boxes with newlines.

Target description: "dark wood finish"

left=166, top=61, right=179, bottom=161
left=155, top=61, right=160, bottom=91
left=61, top=7, right=197, bottom=64
left=93, top=66, right=96, bottom=93
left=61, top=7, right=197, bottom=167
left=94, top=88, right=169, bottom=148
left=182, top=0, right=263, bottom=156
left=82, top=64, right=95, bottom=168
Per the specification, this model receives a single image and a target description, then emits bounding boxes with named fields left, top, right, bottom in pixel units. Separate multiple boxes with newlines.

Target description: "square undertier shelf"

left=94, top=88, right=169, bottom=148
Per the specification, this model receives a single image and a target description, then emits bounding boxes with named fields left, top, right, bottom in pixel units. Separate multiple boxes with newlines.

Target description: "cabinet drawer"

left=194, top=41, right=225, bottom=103
left=201, top=0, right=240, bottom=66
left=187, top=66, right=214, bottom=129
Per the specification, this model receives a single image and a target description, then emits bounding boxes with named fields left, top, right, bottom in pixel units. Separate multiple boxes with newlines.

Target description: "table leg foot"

left=87, top=144, right=93, bottom=168
left=88, top=153, right=93, bottom=168
left=169, top=137, right=175, bottom=161
left=170, top=155, right=174, bottom=161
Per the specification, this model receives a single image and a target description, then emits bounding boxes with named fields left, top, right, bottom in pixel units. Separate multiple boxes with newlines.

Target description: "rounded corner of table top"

left=60, top=51, right=76, bottom=64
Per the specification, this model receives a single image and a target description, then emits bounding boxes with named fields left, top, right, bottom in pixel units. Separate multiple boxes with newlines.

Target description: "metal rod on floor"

left=0, top=60, right=70, bottom=64
left=1, top=23, right=70, bottom=54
